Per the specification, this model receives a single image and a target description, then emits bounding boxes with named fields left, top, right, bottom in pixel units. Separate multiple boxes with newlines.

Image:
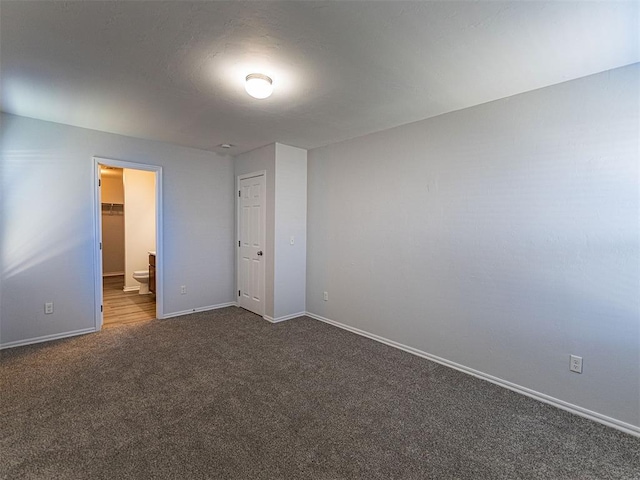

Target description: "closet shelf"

left=101, top=203, right=124, bottom=215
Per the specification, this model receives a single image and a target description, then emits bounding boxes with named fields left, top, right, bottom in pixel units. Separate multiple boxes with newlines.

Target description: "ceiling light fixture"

left=245, top=73, right=273, bottom=99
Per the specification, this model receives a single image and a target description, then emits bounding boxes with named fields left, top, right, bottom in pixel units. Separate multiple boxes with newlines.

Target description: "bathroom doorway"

left=93, top=157, right=163, bottom=330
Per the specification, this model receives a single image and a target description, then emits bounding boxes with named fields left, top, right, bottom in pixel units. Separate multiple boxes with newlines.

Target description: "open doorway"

left=93, top=157, right=163, bottom=330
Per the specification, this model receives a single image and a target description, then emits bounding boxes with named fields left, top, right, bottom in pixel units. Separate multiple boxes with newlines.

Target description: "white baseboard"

left=305, top=311, right=640, bottom=438
left=0, top=327, right=97, bottom=350
left=264, top=311, right=306, bottom=324
left=122, top=285, right=139, bottom=292
left=162, top=302, right=237, bottom=319
left=103, top=271, right=124, bottom=277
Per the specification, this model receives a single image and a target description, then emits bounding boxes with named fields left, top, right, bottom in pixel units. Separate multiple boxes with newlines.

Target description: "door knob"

left=257, top=251, right=263, bottom=256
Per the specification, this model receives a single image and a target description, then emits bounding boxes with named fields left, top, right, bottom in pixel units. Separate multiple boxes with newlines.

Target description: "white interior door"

left=238, top=174, right=265, bottom=316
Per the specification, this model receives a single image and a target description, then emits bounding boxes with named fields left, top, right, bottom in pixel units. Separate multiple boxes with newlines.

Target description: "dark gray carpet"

left=1, top=307, right=638, bottom=479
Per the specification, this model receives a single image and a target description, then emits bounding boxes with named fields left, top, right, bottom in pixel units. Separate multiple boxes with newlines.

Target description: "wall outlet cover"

left=570, top=355, right=583, bottom=374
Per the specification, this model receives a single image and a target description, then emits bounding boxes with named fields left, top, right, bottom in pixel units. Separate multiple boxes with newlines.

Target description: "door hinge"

left=238, top=190, right=241, bottom=197
left=98, top=179, right=101, bottom=187
left=99, top=242, right=102, bottom=250
left=238, top=241, right=241, bottom=247
left=238, top=290, right=241, bottom=296
left=100, top=305, right=103, bottom=312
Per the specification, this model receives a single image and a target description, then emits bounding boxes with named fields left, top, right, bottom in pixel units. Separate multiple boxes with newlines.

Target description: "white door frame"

left=93, top=156, right=163, bottom=330
left=236, top=171, right=266, bottom=317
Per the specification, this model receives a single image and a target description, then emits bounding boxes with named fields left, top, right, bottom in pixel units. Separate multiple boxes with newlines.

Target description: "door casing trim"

left=236, top=171, right=267, bottom=318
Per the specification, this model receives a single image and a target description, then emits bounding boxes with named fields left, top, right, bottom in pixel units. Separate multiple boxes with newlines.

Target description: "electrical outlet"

left=44, top=302, right=54, bottom=314
left=180, top=286, right=187, bottom=295
left=323, top=291, right=328, bottom=301
left=570, top=355, right=583, bottom=374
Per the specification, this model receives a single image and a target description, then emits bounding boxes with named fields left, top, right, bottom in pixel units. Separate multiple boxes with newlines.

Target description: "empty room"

left=1, top=1, right=638, bottom=479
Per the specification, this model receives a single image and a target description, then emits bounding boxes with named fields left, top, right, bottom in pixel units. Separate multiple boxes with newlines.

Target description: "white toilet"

left=132, top=270, right=150, bottom=294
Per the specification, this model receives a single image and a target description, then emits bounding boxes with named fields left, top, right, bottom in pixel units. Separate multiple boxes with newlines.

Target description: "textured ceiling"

left=1, top=1, right=638, bottom=155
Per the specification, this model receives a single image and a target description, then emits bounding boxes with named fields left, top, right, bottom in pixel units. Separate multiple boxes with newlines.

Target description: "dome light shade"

left=245, top=73, right=273, bottom=99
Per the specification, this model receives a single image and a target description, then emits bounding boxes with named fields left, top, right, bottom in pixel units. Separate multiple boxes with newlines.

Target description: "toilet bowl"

left=132, top=270, right=150, bottom=294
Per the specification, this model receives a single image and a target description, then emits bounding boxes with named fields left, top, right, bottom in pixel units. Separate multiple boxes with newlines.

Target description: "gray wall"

left=234, top=143, right=308, bottom=320
left=234, top=144, right=277, bottom=318
left=0, top=113, right=235, bottom=346
left=274, top=144, right=307, bottom=318
left=306, top=64, right=640, bottom=428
